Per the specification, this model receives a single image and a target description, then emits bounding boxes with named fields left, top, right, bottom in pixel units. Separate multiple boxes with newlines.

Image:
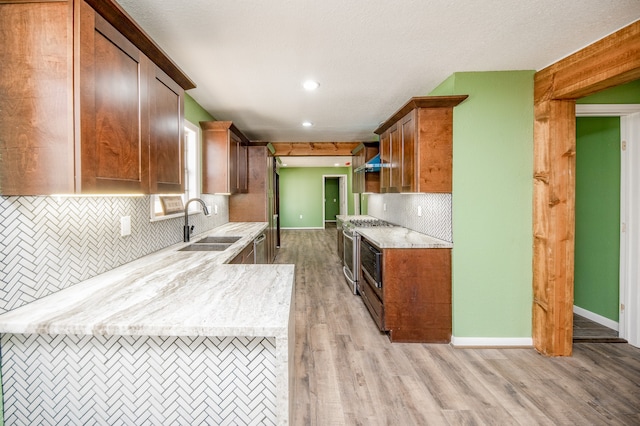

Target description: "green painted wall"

left=430, top=71, right=535, bottom=338
left=185, top=92, right=215, bottom=123
left=575, top=117, right=621, bottom=321
left=324, top=178, right=340, bottom=221
left=279, top=167, right=352, bottom=228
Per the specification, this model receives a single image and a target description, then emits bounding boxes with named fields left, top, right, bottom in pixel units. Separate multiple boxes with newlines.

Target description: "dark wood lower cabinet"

left=229, top=242, right=254, bottom=264
left=360, top=246, right=451, bottom=343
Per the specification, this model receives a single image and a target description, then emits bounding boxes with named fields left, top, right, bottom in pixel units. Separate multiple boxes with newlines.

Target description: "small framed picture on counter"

left=159, top=196, right=184, bottom=215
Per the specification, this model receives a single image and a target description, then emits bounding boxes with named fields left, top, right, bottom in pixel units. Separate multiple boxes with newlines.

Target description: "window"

left=150, top=120, right=202, bottom=221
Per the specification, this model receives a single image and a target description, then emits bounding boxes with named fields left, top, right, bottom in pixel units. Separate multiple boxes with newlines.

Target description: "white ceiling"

left=117, top=0, right=639, bottom=145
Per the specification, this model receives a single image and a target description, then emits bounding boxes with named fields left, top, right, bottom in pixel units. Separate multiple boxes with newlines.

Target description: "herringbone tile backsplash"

left=2, top=333, right=277, bottom=425
left=0, top=195, right=228, bottom=314
left=367, top=193, right=453, bottom=242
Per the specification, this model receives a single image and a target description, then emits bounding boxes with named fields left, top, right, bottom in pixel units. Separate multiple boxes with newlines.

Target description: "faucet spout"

left=184, top=198, right=210, bottom=242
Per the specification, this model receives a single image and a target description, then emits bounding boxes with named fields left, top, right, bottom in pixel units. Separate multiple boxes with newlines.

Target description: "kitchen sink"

left=195, top=236, right=242, bottom=244
left=179, top=243, right=232, bottom=252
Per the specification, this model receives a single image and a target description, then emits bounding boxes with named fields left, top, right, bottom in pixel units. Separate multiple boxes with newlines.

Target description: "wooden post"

left=533, top=98, right=576, bottom=356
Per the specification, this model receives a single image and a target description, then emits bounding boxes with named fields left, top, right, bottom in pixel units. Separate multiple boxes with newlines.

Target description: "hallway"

left=276, top=227, right=640, bottom=425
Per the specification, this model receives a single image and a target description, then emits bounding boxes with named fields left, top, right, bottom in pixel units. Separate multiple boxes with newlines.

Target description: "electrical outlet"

left=299, top=214, right=303, bottom=219
left=417, top=206, right=422, bottom=217
left=214, top=204, right=218, bottom=215
left=383, top=203, right=387, bottom=211
left=120, top=216, right=131, bottom=237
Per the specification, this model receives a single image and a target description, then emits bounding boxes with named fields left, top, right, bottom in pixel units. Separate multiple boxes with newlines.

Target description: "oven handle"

left=342, top=229, right=355, bottom=242
left=343, top=265, right=356, bottom=285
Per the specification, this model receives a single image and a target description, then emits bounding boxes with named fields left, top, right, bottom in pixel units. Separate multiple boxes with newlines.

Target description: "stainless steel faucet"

left=183, top=198, right=210, bottom=242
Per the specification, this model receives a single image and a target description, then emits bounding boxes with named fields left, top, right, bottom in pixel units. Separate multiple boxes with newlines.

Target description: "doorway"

left=323, top=175, right=348, bottom=229
left=574, top=105, right=640, bottom=346
left=531, top=22, right=639, bottom=356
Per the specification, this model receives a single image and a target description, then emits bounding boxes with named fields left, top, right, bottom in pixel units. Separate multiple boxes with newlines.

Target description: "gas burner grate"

left=348, top=219, right=394, bottom=228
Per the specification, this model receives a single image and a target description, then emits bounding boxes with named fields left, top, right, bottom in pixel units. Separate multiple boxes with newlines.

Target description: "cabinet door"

left=379, top=130, right=391, bottom=192
left=351, top=144, right=365, bottom=193
left=78, top=2, right=149, bottom=193
left=237, top=138, right=248, bottom=193
left=201, top=126, right=228, bottom=194
left=383, top=248, right=452, bottom=343
left=0, top=2, right=73, bottom=195
left=201, top=121, right=250, bottom=195
left=149, top=66, right=184, bottom=194
left=389, top=123, right=401, bottom=192
left=399, top=110, right=416, bottom=192
left=416, top=107, right=454, bottom=193
left=228, top=131, right=240, bottom=194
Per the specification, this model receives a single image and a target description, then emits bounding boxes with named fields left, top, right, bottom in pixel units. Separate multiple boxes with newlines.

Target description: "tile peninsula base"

left=1, top=334, right=279, bottom=425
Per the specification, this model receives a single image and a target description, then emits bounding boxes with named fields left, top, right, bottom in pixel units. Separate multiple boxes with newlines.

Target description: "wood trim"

left=532, top=20, right=640, bottom=356
left=374, top=95, right=468, bottom=135
left=576, top=103, right=640, bottom=116
left=200, top=121, right=250, bottom=144
left=269, top=142, right=360, bottom=156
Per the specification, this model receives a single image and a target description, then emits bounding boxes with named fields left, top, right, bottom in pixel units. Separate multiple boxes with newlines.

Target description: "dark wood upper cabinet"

left=78, top=7, right=149, bottom=193
left=376, top=96, right=468, bottom=193
left=0, top=0, right=193, bottom=195
left=0, top=2, right=74, bottom=195
left=351, top=143, right=380, bottom=194
left=200, top=121, right=249, bottom=195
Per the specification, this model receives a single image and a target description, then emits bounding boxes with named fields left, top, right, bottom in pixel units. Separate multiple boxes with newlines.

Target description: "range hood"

left=354, top=153, right=383, bottom=173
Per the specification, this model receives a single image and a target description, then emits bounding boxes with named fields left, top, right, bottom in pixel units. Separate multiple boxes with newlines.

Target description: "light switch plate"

left=120, top=216, right=131, bottom=236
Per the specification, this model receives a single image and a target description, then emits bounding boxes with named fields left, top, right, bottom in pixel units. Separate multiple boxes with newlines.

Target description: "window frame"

left=149, top=120, right=202, bottom=221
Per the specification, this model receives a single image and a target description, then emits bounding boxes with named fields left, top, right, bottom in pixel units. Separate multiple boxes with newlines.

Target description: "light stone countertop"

left=356, top=227, right=452, bottom=249
left=337, top=214, right=452, bottom=249
left=0, top=222, right=296, bottom=338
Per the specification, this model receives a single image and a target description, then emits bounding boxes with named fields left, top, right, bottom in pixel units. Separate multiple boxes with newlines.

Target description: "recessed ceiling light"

left=302, top=121, right=313, bottom=127
left=334, top=163, right=340, bottom=167
left=302, top=80, right=320, bottom=91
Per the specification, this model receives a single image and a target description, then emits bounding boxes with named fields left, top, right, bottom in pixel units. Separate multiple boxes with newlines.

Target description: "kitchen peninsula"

left=0, top=222, right=295, bottom=425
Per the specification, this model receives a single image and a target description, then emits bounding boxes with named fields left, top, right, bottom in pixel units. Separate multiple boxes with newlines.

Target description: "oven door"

left=360, top=238, right=382, bottom=288
left=342, top=229, right=359, bottom=294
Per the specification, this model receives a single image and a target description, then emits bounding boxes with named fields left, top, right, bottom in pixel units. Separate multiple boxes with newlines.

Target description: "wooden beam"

left=535, top=20, right=640, bottom=102
left=269, top=142, right=361, bottom=156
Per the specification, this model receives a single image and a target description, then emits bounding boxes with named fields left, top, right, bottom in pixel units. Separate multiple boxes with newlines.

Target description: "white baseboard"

left=281, top=227, right=325, bottom=230
left=450, top=336, right=533, bottom=348
left=573, top=305, right=619, bottom=331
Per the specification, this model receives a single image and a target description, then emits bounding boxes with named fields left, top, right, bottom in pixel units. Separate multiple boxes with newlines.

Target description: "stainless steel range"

left=341, top=218, right=394, bottom=294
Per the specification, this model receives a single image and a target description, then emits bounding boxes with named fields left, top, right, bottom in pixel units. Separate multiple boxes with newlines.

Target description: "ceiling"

left=117, top=0, right=640, bottom=145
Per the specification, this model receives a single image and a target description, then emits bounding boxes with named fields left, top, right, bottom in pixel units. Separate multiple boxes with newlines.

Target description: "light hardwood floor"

left=275, top=227, right=640, bottom=425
